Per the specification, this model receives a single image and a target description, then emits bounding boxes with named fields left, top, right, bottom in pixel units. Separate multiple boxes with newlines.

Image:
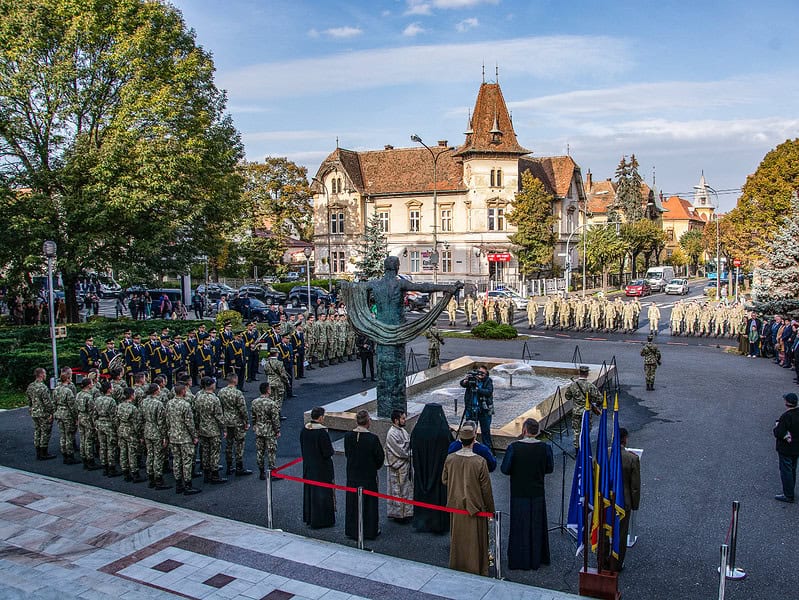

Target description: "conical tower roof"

left=454, top=82, right=530, bottom=157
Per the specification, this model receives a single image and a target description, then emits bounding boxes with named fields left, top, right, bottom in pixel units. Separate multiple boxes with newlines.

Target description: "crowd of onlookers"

left=743, top=313, right=799, bottom=383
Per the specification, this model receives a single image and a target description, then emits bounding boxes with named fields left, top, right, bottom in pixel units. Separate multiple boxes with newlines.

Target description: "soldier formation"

left=536, top=295, right=648, bottom=333
left=668, top=299, right=747, bottom=338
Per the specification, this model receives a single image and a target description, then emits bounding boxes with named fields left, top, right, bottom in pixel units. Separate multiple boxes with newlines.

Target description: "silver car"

left=665, top=278, right=689, bottom=295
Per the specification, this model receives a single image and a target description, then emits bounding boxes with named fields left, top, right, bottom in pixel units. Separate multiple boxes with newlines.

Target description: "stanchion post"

left=725, top=500, right=746, bottom=579
left=265, top=469, right=274, bottom=529
left=493, top=511, right=503, bottom=580
left=357, top=486, right=364, bottom=550
left=718, top=544, right=728, bottom=600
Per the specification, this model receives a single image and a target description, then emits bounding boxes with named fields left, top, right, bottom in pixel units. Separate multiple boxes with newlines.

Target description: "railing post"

left=718, top=544, right=728, bottom=600
left=494, top=511, right=503, bottom=580
left=725, top=501, right=746, bottom=579
left=357, top=486, right=364, bottom=550
left=265, top=469, right=274, bottom=529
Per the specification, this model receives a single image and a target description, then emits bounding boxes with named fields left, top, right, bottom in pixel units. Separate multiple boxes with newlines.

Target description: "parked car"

left=98, top=277, right=123, bottom=299
left=281, top=272, right=301, bottom=283
left=665, top=278, right=690, bottom=295
left=148, top=289, right=184, bottom=316
left=231, top=297, right=272, bottom=322
left=703, top=280, right=718, bottom=296
left=624, top=280, right=651, bottom=297
left=288, top=285, right=330, bottom=308
left=238, top=284, right=287, bottom=305
left=484, top=289, right=528, bottom=309
left=404, top=291, right=429, bottom=311
left=195, top=283, right=237, bottom=301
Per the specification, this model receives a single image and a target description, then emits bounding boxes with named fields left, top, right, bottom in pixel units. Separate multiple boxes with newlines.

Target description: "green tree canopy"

left=0, top=0, right=244, bottom=319
left=613, top=154, right=645, bottom=222
left=506, top=171, right=557, bottom=276
left=354, top=211, right=387, bottom=280
left=679, top=229, right=705, bottom=273
left=582, top=224, right=627, bottom=291
left=620, top=219, right=663, bottom=277
left=752, top=192, right=799, bottom=314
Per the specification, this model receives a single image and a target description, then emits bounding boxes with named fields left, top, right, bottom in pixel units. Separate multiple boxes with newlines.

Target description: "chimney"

left=384, top=144, right=394, bottom=150
left=586, top=170, right=592, bottom=192
left=438, top=140, right=448, bottom=147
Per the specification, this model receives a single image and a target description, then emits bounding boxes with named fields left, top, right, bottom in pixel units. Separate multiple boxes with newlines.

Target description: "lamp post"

left=706, top=185, right=722, bottom=300
left=303, top=246, right=312, bottom=311
left=564, top=224, right=586, bottom=295
left=312, top=176, right=333, bottom=293
left=411, top=135, right=454, bottom=291
left=43, top=241, right=58, bottom=388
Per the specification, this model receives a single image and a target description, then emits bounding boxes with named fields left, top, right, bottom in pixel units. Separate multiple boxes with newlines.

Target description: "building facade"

left=310, top=81, right=586, bottom=287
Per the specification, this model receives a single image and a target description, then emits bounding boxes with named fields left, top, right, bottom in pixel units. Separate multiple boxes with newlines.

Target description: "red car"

left=624, top=279, right=651, bottom=297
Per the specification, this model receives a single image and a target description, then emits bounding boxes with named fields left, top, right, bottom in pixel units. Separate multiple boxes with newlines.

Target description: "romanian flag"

left=591, top=394, right=609, bottom=551
left=567, top=391, right=594, bottom=556
left=608, top=393, right=627, bottom=558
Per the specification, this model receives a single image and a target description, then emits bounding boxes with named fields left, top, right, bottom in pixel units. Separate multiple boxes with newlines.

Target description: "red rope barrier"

left=270, top=457, right=494, bottom=519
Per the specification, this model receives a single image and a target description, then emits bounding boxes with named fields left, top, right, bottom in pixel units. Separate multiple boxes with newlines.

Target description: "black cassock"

left=500, top=439, right=554, bottom=570
left=300, top=424, right=335, bottom=528
left=344, top=428, right=385, bottom=540
left=410, top=404, right=453, bottom=533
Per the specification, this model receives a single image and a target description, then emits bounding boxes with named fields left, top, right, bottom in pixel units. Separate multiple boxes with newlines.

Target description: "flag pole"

left=583, top=390, right=590, bottom=574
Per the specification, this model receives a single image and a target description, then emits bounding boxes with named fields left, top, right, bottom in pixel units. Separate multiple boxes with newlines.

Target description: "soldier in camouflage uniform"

left=75, top=378, right=100, bottom=470
left=167, top=384, right=201, bottom=495
left=27, top=368, right=56, bottom=460
left=252, top=381, right=282, bottom=480
left=641, top=334, right=662, bottom=390
left=305, top=315, right=317, bottom=369
left=564, top=365, right=602, bottom=449
left=425, top=326, right=444, bottom=368
left=344, top=316, right=357, bottom=360
left=109, top=368, right=128, bottom=405
left=132, top=372, right=148, bottom=406
left=94, top=380, right=122, bottom=476
left=53, top=372, right=79, bottom=464
left=264, top=347, right=290, bottom=413
left=465, top=293, right=475, bottom=327
left=316, top=313, right=329, bottom=367
left=333, top=315, right=345, bottom=363
left=219, top=374, right=252, bottom=476
left=476, top=297, right=487, bottom=324
left=195, top=376, right=228, bottom=484
left=116, top=387, right=145, bottom=482
left=446, top=296, right=458, bottom=326
left=141, top=383, right=171, bottom=489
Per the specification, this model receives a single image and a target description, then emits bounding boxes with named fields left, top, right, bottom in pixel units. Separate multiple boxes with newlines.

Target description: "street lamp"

left=312, top=176, right=333, bottom=293
left=705, top=185, right=722, bottom=300
left=303, top=246, right=312, bottom=311
left=411, top=135, right=454, bottom=292
left=43, top=241, right=58, bottom=388
left=564, top=224, right=586, bottom=296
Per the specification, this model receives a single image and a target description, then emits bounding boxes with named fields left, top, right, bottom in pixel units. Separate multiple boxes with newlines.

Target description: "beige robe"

left=442, top=448, right=495, bottom=576
left=385, top=424, right=413, bottom=519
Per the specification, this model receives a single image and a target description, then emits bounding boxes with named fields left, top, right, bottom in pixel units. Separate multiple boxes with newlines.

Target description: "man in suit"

left=608, top=427, right=641, bottom=572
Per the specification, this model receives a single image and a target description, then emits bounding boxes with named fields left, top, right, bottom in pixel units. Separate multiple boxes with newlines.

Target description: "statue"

left=341, top=256, right=463, bottom=418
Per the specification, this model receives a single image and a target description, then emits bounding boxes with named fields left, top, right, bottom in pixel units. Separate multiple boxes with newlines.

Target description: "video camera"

left=464, top=369, right=481, bottom=386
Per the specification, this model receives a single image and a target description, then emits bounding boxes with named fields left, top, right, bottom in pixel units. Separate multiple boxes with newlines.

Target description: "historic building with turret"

left=310, top=80, right=587, bottom=287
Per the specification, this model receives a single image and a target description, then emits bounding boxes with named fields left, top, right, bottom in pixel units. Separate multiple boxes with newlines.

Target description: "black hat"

left=199, top=332, right=209, bottom=340
left=784, top=393, right=798, bottom=407
left=105, top=338, right=114, bottom=344
left=224, top=320, right=232, bottom=326
left=647, top=334, right=654, bottom=341
left=234, top=330, right=244, bottom=336
left=578, top=365, right=590, bottom=375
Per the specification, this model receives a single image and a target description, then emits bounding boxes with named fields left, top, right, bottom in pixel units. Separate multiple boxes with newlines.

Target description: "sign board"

left=487, top=252, right=512, bottom=263
left=421, top=250, right=436, bottom=271
left=54, top=326, right=67, bottom=339
left=733, top=258, right=741, bottom=267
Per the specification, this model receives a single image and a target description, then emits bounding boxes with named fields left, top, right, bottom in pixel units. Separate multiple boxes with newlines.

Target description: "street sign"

left=487, top=252, right=512, bottom=263
left=55, top=326, right=67, bottom=339
left=733, top=258, right=741, bottom=267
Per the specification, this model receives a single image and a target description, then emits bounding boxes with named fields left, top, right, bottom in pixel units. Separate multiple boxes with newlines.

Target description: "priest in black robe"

left=411, top=403, right=453, bottom=533
left=500, top=417, right=554, bottom=570
left=344, top=410, right=385, bottom=540
left=300, top=407, right=336, bottom=529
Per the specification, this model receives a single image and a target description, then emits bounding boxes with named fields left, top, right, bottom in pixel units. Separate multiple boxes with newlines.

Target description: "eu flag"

left=591, top=394, right=610, bottom=551
left=608, top=393, right=627, bottom=558
left=567, top=393, right=594, bottom=556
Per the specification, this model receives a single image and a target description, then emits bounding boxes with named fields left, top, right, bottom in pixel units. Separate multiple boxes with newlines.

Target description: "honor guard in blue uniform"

left=194, top=333, right=216, bottom=379
left=152, top=335, right=175, bottom=388
left=209, top=329, right=223, bottom=377
left=186, top=329, right=199, bottom=385
left=266, top=324, right=281, bottom=350
left=120, top=329, right=133, bottom=350
left=291, top=325, right=306, bottom=379
left=99, top=339, right=120, bottom=376
left=226, top=330, right=247, bottom=391
left=124, top=333, right=146, bottom=385
left=244, top=322, right=260, bottom=382
left=171, top=334, right=188, bottom=377
left=79, top=336, right=101, bottom=372
left=221, top=321, right=234, bottom=377
left=278, top=333, right=295, bottom=398
left=143, top=332, right=159, bottom=381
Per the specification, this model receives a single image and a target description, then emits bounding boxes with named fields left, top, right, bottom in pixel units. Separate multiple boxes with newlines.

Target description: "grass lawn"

left=0, top=389, right=26, bottom=410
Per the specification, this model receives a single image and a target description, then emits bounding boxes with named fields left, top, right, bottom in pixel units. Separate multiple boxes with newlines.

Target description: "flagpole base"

left=579, top=567, right=620, bottom=600
left=626, top=534, right=638, bottom=547
left=718, top=566, right=747, bottom=580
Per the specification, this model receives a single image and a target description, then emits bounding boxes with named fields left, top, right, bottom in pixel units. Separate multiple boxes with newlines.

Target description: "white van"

left=645, top=266, right=675, bottom=292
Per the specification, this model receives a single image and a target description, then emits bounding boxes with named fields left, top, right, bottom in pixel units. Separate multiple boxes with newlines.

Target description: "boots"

left=235, top=462, right=253, bottom=476
left=107, top=464, right=122, bottom=477
left=131, top=470, right=145, bottom=483
left=259, top=467, right=266, bottom=481
left=123, top=470, right=132, bottom=482
left=85, top=458, right=100, bottom=471
left=103, top=464, right=110, bottom=477
left=175, top=479, right=185, bottom=494
left=226, top=461, right=233, bottom=476
left=183, top=480, right=201, bottom=496
left=148, top=474, right=156, bottom=488
left=209, top=470, right=227, bottom=484
left=39, top=447, right=56, bottom=460
left=203, top=470, right=211, bottom=483
left=154, top=476, right=171, bottom=490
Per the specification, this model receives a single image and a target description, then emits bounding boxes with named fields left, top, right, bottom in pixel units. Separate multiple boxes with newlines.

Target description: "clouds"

left=308, top=26, right=363, bottom=39
left=455, top=17, right=479, bottom=32
left=403, top=23, right=426, bottom=37
left=406, top=0, right=498, bottom=13
left=220, top=35, right=632, bottom=100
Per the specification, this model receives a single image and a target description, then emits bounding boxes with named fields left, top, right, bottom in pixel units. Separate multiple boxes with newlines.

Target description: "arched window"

left=496, top=169, right=502, bottom=187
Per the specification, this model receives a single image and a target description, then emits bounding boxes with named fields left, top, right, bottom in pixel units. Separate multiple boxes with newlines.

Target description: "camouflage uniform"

left=141, top=395, right=169, bottom=483
left=316, top=316, right=329, bottom=366
left=53, top=383, right=78, bottom=461
left=544, top=298, right=556, bottom=328
left=219, top=384, right=249, bottom=472
left=194, top=389, right=226, bottom=480
left=75, top=388, right=97, bottom=466
left=464, top=294, right=475, bottom=326
left=564, top=377, right=602, bottom=449
left=167, top=396, right=197, bottom=487
left=264, top=356, right=289, bottom=410
left=305, top=319, right=317, bottom=367
left=345, top=318, right=357, bottom=360
left=641, top=341, right=662, bottom=390
left=116, top=400, right=143, bottom=478
left=132, top=383, right=147, bottom=406
left=93, top=393, right=119, bottom=470
left=111, top=379, right=128, bottom=405
left=251, top=392, right=281, bottom=474
left=27, top=379, right=54, bottom=454
left=526, top=298, right=538, bottom=329
left=447, top=297, right=458, bottom=326
left=425, top=326, right=444, bottom=368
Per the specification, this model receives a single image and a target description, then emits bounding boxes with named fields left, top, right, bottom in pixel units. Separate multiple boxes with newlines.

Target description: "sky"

left=171, top=0, right=799, bottom=211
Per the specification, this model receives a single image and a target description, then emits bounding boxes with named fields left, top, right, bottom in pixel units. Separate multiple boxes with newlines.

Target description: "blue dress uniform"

left=124, top=338, right=146, bottom=385
left=79, top=339, right=101, bottom=372
left=221, top=324, right=234, bottom=377
left=152, top=340, right=174, bottom=388
left=226, top=333, right=247, bottom=391
left=291, top=328, right=306, bottom=379
left=244, top=325, right=260, bottom=382
left=194, top=339, right=216, bottom=378
left=143, top=334, right=159, bottom=381
left=99, top=342, right=120, bottom=376
left=186, top=332, right=199, bottom=384
left=278, top=338, right=295, bottom=397
left=210, top=333, right=223, bottom=377
left=171, top=337, right=188, bottom=377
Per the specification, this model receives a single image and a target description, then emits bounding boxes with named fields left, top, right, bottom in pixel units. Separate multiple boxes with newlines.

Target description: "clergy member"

left=411, top=403, right=453, bottom=533
left=386, top=410, right=413, bottom=523
left=500, top=417, right=554, bottom=570
left=300, top=407, right=335, bottom=529
left=344, top=410, right=385, bottom=540
left=442, top=421, right=495, bottom=576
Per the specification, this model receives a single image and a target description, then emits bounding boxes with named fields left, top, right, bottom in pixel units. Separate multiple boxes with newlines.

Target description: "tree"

left=752, top=192, right=799, bottom=314
left=582, top=225, right=627, bottom=292
left=666, top=247, right=688, bottom=274
left=0, top=0, right=244, bottom=320
left=679, top=229, right=704, bottom=275
left=613, top=154, right=645, bottom=222
left=620, top=219, right=663, bottom=278
left=506, top=171, right=557, bottom=276
left=354, top=211, right=387, bottom=280
left=725, top=138, right=799, bottom=267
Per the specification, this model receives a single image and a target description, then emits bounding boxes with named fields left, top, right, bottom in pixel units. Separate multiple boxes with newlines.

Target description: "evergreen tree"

left=355, top=211, right=387, bottom=280
left=613, top=154, right=645, bottom=222
left=506, top=171, right=557, bottom=276
left=752, top=192, right=799, bottom=314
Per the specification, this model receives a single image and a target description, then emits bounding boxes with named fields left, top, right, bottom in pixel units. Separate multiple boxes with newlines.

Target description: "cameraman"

left=460, top=365, right=494, bottom=452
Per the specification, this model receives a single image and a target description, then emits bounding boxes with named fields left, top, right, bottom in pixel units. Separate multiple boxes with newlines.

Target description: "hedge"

left=471, top=320, right=518, bottom=339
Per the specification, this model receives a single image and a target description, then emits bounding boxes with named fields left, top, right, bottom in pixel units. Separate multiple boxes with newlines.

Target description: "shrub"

left=216, top=310, right=243, bottom=331
left=471, top=320, right=518, bottom=339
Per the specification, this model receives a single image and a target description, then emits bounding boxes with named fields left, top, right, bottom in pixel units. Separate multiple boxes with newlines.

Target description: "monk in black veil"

left=411, top=403, right=453, bottom=533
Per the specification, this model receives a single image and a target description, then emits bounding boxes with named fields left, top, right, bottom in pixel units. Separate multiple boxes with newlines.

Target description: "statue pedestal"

left=376, top=344, right=406, bottom=418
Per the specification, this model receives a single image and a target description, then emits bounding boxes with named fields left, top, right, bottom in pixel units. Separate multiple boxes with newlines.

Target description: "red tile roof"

left=519, top=156, right=579, bottom=198
left=661, top=195, right=704, bottom=222
left=454, top=83, right=529, bottom=157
